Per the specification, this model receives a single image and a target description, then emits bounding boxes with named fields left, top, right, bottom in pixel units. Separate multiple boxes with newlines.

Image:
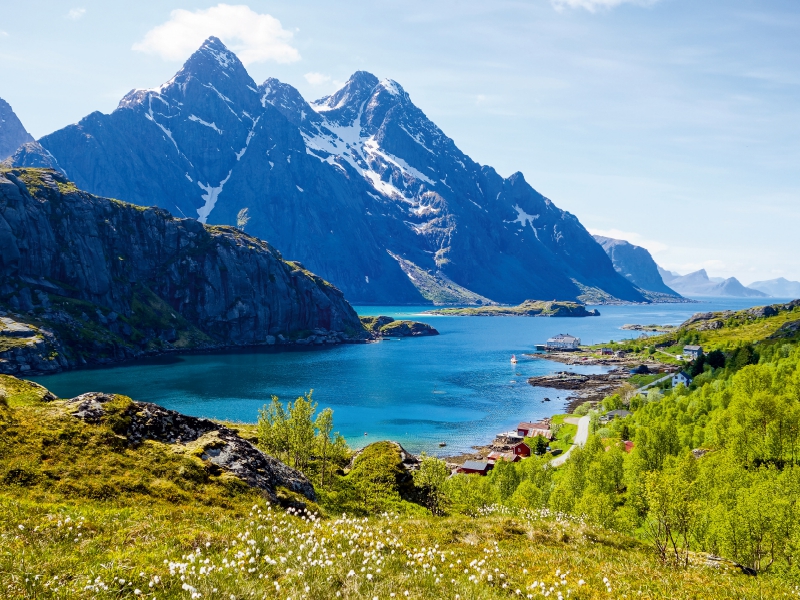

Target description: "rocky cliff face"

left=593, top=235, right=680, bottom=297
left=0, top=168, right=366, bottom=375
left=0, top=98, right=34, bottom=161
left=14, top=37, right=646, bottom=306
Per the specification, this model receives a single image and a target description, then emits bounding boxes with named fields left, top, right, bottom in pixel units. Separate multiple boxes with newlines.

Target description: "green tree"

left=527, top=435, right=549, bottom=455
left=257, top=396, right=289, bottom=463
left=412, top=453, right=450, bottom=515
left=315, top=407, right=334, bottom=488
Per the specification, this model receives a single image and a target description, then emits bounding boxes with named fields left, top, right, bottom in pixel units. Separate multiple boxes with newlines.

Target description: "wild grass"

left=1, top=378, right=797, bottom=598
left=3, top=497, right=795, bottom=599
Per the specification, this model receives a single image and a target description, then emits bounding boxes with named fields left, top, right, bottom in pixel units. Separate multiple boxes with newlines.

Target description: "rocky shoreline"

left=0, top=309, right=442, bottom=376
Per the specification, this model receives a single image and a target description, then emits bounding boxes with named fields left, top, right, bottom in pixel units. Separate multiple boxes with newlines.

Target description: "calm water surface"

left=32, top=297, right=788, bottom=455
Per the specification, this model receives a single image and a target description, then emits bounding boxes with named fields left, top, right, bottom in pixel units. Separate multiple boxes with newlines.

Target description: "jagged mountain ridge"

left=593, top=235, right=680, bottom=297
left=13, top=37, right=646, bottom=305
left=0, top=98, right=34, bottom=161
left=748, top=278, right=800, bottom=298
left=658, top=268, right=768, bottom=298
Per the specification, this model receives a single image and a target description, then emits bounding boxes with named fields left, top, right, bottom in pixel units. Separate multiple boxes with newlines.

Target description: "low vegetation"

left=3, top=302, right=800, bottom=597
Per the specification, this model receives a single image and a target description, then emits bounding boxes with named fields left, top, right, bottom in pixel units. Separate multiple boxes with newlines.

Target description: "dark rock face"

left=0, top=98, right=34, bottom=161
left=15, top=37, right=646, bottom=305
left=0, top=168, right=366, bottom=374
left=594, top=235, right=679, bottom=297
left=66, top=392, right=316, bottom=502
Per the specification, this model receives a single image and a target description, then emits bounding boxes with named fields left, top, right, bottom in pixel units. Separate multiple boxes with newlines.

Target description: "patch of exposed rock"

left=65, top=392, right=315, bottom=503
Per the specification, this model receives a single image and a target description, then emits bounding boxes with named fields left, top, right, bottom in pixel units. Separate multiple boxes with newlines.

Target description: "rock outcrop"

left=65, top=391, right=316, bottom=503
left=0, top=168, right=367, bottom=375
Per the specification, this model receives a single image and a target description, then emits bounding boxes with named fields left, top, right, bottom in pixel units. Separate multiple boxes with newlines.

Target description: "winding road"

left=550, top=415, right=590, bottom=467
left=549, top=374, right=672, bottom=466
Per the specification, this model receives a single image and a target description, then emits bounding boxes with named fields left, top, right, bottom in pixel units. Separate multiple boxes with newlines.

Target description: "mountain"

left=658, top=268, right=768, bottom=298
left=593, top=235, right=680, bottom=297
left=0, top=98, right=34, bottom=160
left=11, top=37, right=646, bottom=306
left=748, top=278, right=800, bottom=298
left=0, top=168, right=366, bottom=375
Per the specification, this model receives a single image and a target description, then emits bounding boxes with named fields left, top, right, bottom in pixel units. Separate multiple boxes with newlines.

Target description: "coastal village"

left=447, top=331, right=702, bottom=475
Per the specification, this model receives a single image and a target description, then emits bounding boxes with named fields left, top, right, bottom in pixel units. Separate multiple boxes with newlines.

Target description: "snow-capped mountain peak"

left=20, top=39, right=648, bottom=306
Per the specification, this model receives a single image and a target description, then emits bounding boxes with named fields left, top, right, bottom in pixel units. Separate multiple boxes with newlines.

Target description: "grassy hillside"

left=1, top=375, right=796, bottom=598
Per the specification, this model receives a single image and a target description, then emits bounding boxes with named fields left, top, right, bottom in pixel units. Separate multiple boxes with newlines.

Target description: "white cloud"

left=588, top=228, right=668, bottom=253
left=304, top=72, right=331, bottom=85
left=66, top=7, right=86, bottom=20
left=0, top=30, right=8, bottom=37
left=551, top=0, right=658, bottom=12
left=133, top=4, right=300, bottom=66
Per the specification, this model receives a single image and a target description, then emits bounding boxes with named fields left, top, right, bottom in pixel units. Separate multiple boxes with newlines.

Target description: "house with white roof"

left=545, top=334, right=581, bottom=351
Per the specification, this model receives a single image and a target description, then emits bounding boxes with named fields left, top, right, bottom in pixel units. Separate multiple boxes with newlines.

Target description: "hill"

left=9, top=37, right=646, bottom=306
left=748, top=277, right=800, bottom=298
left=0, top=168, right=366, bottom=375
left=0, top=374, right=792, bottom=599
left=658, top=268, right=767, bottom=298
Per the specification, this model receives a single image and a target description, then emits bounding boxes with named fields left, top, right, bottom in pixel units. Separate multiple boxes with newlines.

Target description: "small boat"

left=544, top=397, right=551, bottom=402
left=510, top=354, right=518, bottom=364
left=438, top=442, right=447, bottom=447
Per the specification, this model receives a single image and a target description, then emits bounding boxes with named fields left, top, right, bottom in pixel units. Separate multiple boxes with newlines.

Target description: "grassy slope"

left=588, top=302, right=800, bottom=368
left=0, top=379, right=794, bottom=598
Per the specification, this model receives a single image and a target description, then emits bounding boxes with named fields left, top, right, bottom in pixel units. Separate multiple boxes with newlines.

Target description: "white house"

left=672, top=371, right=692, bottom=387
left=545, top=334, right=581, bottom=351
left=684, top=345, right=703, bottom=360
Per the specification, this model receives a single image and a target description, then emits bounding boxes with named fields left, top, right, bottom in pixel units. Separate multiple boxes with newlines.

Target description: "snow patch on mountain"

left=509, top=204, right=538, bottom=230
left=188, top=115, right=223, bottom=133
left=197, top=170, right=232, bottom=223
left=145, top=97, right=181, bottom=155
left=236, top=116, right=260, bottom=161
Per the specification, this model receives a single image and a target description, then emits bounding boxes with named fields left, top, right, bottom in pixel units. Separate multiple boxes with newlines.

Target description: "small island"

left=360, top=316, right=440, bottom=337
left=423, top=300, right=600, bottom=317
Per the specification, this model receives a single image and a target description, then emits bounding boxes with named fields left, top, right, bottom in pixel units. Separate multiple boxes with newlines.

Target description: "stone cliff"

left=0, top=168, right=367, bottom=375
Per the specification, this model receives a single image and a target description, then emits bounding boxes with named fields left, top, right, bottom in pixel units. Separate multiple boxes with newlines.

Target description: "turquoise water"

left=32, top=297, right=789, bottom=455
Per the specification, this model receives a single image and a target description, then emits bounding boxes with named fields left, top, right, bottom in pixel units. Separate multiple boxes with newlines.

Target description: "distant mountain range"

left=593, top=235, right=684, bottom=301
left=5, top=37, right=646, bottom=306
left=748, top=278, right=800, bottom=298
left=658, top=268, right=768, bottom=298
left=0, top=99, right=34, bottom=161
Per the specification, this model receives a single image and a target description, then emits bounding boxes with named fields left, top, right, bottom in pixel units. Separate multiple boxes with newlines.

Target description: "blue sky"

left=2, top=0, right=798, bottom=284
